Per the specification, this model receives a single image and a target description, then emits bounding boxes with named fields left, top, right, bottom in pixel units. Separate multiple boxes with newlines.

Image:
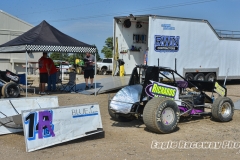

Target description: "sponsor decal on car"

left=214, top=82, right=226, bottom=97
left=145, top=81, right=177, bottom=99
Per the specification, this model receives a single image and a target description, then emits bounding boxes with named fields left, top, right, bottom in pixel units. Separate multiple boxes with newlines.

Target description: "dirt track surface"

left=1, top=76, right=240, bottom=160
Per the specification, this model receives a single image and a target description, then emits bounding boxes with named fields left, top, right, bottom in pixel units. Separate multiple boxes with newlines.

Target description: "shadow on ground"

left=111, top=119, right=144, bottom=128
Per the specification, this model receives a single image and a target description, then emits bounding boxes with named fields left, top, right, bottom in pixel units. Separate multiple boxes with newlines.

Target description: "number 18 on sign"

left=24, top=110, right=55, bottom=141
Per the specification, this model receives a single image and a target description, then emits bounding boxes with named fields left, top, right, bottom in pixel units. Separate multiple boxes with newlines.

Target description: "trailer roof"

left=114, top=14, right=207, bottom=22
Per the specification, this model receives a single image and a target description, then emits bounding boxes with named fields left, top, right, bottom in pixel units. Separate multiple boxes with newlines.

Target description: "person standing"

left=144, top=49, right=148, bottom=65
left=47, top=57, right=57, bottom=92
left=84, top=52, right=95, bottom=90
left=38, top=52, right=50, bottom=95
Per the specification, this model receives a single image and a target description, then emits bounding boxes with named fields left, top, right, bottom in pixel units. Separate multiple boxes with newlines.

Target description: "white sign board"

left=0, top=96, right=59, bottom=135
left=22, top=103, right=103, bottom=152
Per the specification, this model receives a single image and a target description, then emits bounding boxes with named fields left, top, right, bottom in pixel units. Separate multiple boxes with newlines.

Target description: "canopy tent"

left=0, top=20, right=97, bottom=96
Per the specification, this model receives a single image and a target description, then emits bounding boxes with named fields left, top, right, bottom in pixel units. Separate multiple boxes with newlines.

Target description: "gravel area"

left=1, top=76, right=240, bottom=160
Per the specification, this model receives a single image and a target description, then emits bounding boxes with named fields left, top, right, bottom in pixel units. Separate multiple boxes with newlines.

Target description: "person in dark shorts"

left=38, top=52, right=50, bottom=94
left=84, top=52, right=95, bottom=90
left=47, top=58, right=57, bottom=92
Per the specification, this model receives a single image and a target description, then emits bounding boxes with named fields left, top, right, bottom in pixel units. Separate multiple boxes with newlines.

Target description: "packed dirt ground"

left=1, top=75, right=240, bottom=160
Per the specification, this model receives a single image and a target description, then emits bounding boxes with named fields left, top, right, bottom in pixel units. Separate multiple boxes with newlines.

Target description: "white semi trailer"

left=113, top=14, right=240, bottom=81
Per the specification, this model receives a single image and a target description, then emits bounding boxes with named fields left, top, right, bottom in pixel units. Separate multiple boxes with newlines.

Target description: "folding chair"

left=17, top=74, right=35, bottom=94
left=61, top=72, right=78, bottom=92
left=56, top=71, right=63, bottom=91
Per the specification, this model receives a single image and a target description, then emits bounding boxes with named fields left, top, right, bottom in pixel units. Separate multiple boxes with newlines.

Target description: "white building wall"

left=0, top=10, right=41, bottom=74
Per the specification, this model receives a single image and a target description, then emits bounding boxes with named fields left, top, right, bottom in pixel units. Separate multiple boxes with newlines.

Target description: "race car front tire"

left=143, top=97, right=180, bottom=134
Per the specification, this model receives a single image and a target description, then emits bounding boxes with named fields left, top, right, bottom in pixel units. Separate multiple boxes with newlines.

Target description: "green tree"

left=101, top=37, right=113, bottom=58
left=50, top=52, right=69, bottom=61
left=76, top=53, right=85, bottom=59
left=68, top=55, right=75, bottom=65
left=77, top=45, right=101, bottom=61
left=50, top=47, right=102, bottom=65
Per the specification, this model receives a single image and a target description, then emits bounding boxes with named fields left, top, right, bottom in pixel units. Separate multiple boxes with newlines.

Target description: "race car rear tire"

left=205, top=72, right=216, bottom=82
left=108, top=105, right=134, bottom=122
left=143, top=97, right=180, bottom=134
left=185, top=73, right=194, bottom=81
left=1, top=82, right=20, bottom=98
left=211, top=97, right=234, bottom=122
left=194, top=73, right=205, bottom=81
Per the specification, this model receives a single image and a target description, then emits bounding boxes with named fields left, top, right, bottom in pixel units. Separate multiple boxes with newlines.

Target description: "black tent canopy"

left=0, top=20, right=96, bottom=53
left=0, top=20, right=97, bottom=96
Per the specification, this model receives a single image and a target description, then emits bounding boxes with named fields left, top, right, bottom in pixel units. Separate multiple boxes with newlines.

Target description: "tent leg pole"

left=25, top=52, right=28, bottom=97
left=95, top=52, right=96, bottom=96
left=61, top=53, right=63, bottom=81
left=75, top=53, right=76, bottom=93
left=12, top=62, right=14, bottom=73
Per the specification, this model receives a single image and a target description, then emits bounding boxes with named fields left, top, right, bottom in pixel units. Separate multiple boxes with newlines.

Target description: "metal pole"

left=25, top=51, right=28, bottom=97
left=175, top=58, right=177, bottom=72
left=224, top=68, right=229, bottom=87
left=61, top=53, right=63, bottom=81
left=75, top=52, right=76, bottom=92
left=95, top=52, right=96, bottom=96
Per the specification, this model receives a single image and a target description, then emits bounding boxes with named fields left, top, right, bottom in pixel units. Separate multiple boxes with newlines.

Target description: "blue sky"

left=0, top=0, right=240, bottom=58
